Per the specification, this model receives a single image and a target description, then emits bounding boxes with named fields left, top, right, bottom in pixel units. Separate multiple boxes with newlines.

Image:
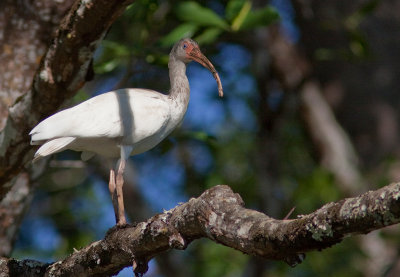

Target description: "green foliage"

left=265, top=238, right=363, bottom=277
left=160, top=23, right=199, bottom=46
left=161, top=0, right=279, bottom=46
left=295, top=168, right=340, bottom=212
left=344, top=0, right=378, bottom=60
left=345, top=0, right=380, bottom=30
left=71, top=90, right=90, bottom=104
left=226, top=0, right=280, bottom=31
left=298, top=239, right=363, bottom=277
left=94, top=41, right=131, bottom=74
left=176, top=1, right=229, bottom=29
left=276, top=113, right=342, bottom=213
left=233, top=3, right=279, bottom=31
left=194, top=27, right=223, bottom=45
left=226, top=0, right=249, bottom=22
left=16, top=1, right=387, bottom=276
left=190, top=240, right=248, bottom=277
left=315, top=0, right=379, bottom=61
left=179, top=130, right=218, bottom=145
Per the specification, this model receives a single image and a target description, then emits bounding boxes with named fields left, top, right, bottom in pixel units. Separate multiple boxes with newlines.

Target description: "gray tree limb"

left=1, top=183, right=400, bottom=276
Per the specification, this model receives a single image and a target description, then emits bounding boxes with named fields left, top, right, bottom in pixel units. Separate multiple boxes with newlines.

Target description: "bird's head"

left=172, top=38, right=223, bottom=97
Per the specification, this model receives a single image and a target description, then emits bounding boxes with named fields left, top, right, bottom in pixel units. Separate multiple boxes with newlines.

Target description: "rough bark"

left=0, top=172, right=33, bottom=257
left=1, top=183, right=400, bottom=276
left=0, top=0, right=134, bottom=199
left=0, top=0, right=73, bottom=130
left=0, top=0, right=75, bottom=257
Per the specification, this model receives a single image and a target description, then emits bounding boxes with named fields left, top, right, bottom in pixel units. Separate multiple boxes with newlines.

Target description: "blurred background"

left=3, top=0, right=400, bottom=276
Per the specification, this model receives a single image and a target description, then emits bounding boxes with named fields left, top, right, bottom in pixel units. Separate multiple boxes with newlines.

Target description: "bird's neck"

left=167, top=56, right=190, bottom=124
left=168, top=56, right=190, bottom=105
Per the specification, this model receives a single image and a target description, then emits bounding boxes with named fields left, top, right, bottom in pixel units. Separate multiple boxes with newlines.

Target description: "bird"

left=30, top=38, right=223, bottom=226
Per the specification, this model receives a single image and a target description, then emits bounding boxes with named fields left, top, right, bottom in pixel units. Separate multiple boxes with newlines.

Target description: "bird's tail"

left=33, top=137, right=76, bottom=162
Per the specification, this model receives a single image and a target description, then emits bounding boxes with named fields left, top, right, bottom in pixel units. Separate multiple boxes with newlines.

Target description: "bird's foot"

left=133, top=257, right=149, bottom=277
left=283, top=206, right=296, bottom=220
left=105, top=222, right=137, bottom=237
left=115, top=166, right=126, bottom=228
left=108, top=169, right=119, bottom=222
left=116, top=217, right=128, bottom=227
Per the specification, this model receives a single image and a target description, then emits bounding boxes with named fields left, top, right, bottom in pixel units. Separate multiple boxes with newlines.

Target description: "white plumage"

left=30, top=38, right=223, bottom=226
left=31, top=89, right=174, bottom=160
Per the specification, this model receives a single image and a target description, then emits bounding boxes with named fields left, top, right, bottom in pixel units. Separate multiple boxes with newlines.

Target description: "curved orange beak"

left=189, top=47, right=224, bottom=98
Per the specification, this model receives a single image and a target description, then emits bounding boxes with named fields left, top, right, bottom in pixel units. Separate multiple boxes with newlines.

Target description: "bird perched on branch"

left=30, top=38, right=223, bottom=226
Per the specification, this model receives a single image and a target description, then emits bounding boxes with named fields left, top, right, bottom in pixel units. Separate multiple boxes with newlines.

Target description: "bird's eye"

left=183, top=43, right=188, bottom=49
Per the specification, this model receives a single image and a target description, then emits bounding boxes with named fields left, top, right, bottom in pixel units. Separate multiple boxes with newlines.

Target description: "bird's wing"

left=33, top=137, right=76, bottom=162
left=30, top=89, right=171, bottom=144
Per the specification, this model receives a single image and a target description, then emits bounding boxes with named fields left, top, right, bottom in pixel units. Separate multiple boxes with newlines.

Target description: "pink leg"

left=108, top=169, right=119, bottom=224
left=116, top=159, right=127, bottom=226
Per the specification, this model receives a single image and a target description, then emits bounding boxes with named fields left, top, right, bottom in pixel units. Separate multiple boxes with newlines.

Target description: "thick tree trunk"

left=0, top=0, right=75, bottom=257
left=0, top=0, right=134, bottom=198
left=0, top=0, right=133, bottom=258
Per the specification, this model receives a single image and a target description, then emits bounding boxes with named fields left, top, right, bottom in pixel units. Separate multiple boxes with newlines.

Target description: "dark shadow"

left=7, top=259, right=49, bottom=276
left=115, top=90, right=134, bottom=149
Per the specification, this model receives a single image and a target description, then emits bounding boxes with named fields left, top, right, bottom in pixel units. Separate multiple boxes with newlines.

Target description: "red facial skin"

left=183, top=40, right=223, bottom=97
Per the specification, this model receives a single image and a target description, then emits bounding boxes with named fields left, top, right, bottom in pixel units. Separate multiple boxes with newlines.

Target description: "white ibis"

left=30, top=38, right=223, bottom=226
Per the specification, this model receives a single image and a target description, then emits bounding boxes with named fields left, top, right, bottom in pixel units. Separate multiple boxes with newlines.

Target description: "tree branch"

left=0, top=0, right=133, bottom=198
left=1, top=183, right=400, bottom=276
